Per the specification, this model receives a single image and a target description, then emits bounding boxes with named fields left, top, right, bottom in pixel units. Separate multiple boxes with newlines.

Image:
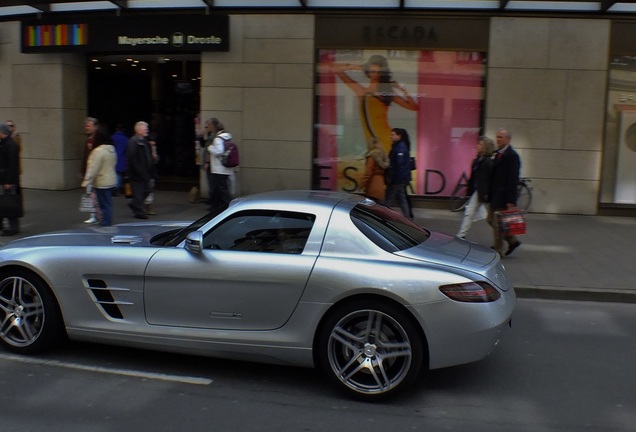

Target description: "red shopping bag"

left=495, top=208, right=526, bottom=236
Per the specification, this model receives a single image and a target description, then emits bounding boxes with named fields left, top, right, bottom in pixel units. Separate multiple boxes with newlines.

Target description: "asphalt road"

left=1, top=298, right=634, bottom=432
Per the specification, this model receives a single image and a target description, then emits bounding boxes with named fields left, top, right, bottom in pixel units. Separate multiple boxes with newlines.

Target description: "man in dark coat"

left=126, top=121, right=153, bottom=219
left=0, top=123, right=22, bottom=235
left=487, top=127, right=521, bottom=256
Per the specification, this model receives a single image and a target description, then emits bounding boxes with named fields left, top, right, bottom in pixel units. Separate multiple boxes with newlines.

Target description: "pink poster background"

left=316, top=49, right=485, bottom=197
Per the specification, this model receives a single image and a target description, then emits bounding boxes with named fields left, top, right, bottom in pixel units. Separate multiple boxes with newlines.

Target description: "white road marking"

left=0, top=352, right=213, bottom=385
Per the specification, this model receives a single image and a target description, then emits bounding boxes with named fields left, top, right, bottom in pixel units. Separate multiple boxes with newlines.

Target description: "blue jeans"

left=96, top=187, right=114, bottom=226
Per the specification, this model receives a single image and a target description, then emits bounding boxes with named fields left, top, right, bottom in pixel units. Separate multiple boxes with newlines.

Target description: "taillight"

left=439, top=282, right=501, bottom=303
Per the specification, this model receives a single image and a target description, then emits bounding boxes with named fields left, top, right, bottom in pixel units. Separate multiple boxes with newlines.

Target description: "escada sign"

left=315, top=16, right=488, bottom=51
left=363, top=26, right=438, bottom=44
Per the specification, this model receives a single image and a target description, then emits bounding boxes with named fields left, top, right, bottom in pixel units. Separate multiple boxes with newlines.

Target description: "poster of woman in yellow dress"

left=316, top=49, right=485, bottom=197
left=330, top=54, right=419, bottom=154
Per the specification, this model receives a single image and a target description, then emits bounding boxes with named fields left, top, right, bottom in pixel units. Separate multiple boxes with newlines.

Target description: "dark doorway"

left=87, top=54, right=201, bottom=188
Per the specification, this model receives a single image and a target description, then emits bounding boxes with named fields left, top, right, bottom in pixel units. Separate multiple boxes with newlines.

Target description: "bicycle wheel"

left=517, top=183, right=532, bottom=211
left=449, top=184, right=469, bottom=212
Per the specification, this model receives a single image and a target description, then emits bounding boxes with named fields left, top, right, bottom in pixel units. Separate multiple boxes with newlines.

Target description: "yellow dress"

left=360, top=93, right=392, bottom=154
left=360, top=150, right=387, bottom=201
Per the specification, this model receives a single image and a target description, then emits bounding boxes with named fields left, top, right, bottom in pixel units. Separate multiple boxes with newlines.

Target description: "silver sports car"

left=0, top=190, right=515, bottom=400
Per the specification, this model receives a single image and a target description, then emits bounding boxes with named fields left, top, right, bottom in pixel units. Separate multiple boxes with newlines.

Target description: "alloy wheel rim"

left=0, top=277, right=45, bottom=347
left=327, top=309, right=412, bottom=395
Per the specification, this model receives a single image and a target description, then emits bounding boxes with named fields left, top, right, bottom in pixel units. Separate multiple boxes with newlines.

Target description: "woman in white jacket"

left=206, top=118, right=234, bottom=215
left=81, top=124, right=117, bottom=226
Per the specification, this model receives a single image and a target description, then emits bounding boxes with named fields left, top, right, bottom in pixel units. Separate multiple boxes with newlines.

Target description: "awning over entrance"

left=2, top=0, right=636, bottom=19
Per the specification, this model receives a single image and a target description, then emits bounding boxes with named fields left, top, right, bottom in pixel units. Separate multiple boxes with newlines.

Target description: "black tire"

left=0, top=270, right=65, bottom=354
left=517, top=183, right=532, bottom=211
left=449, top=184, right=469, bottom=212
left=317, top=299, right=425, bottom=401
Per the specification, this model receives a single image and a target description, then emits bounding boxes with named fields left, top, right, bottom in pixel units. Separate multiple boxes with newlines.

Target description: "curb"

left=515, top=286, right=636, bottom=304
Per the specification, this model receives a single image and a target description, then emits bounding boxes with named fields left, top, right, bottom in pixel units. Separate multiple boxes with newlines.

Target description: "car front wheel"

left=0, top=270, right=64, bottom=354
left=317, top=299, right=425, bottom=400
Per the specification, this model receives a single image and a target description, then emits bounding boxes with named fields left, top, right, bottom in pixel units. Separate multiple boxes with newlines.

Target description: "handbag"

left=79, top=192, right=95, bottom=213
left=495, top=208, right=526, bottom=236
left=124, top=178, right=133, bottom=199
left=0, top=188, right=23, bottom=218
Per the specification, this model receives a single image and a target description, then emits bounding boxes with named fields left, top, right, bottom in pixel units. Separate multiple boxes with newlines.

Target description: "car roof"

left=232, top=190, right=365, bottom=210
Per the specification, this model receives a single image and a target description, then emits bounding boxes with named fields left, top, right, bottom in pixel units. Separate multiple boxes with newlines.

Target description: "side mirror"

left=185, top=231, right=203, bottom=254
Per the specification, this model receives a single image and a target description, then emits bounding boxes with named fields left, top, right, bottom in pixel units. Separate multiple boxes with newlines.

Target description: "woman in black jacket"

left=456, top=136, right=494, bottom=239
left=384, top=128, right=413, bottom=219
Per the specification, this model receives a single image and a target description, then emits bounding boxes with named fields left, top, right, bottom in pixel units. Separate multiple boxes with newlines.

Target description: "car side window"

left=202, top=210, right=315, bottom=254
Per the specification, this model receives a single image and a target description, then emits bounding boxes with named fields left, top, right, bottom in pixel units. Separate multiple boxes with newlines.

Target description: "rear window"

left=350, top=203, right=430, bottom=252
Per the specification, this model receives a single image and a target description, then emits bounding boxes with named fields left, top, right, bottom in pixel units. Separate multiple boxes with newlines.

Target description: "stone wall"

left=486, top=17, right=610, bottom=214
left=200, top=15, right=315, bottom=196
left=0, top=21, right=86, bottom=190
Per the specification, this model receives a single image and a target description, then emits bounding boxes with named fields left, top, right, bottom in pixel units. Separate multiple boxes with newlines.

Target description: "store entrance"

left=87, top=54, right=201, bottom=189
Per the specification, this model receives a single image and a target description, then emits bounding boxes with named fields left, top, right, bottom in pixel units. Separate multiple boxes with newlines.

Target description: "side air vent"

left=111, top=235, right=144, bottom=245
left=86, top=278, right=132, bottom=320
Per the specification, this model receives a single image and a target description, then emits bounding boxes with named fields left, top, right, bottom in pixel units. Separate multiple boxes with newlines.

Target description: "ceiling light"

left=405, top=0, right=498, bottom=8
left=505, top=1, right=600, bottom=11
left=50, top=1, right=118, bottom=12
left=608, top=2, right=636, bottom=12
left=128, top=0, right=207, bottom=8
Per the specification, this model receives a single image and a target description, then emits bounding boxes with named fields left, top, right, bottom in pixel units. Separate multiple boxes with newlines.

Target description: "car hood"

left=0, top=221, right=190, bottom=249
left=396, top=231, right=497, bottom=268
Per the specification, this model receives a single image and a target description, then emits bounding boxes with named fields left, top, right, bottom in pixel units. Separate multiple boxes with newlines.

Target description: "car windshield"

left=350, top=203, right=430, bottom=252
left=158, top=212, right=218, bottom=247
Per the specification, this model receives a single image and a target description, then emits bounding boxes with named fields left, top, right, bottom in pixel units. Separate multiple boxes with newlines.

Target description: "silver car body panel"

left=0, top=190, right=514, bottom=370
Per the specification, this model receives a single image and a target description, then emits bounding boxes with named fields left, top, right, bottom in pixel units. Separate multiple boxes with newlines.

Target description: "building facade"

left=0, top=12, right=633, bottom=215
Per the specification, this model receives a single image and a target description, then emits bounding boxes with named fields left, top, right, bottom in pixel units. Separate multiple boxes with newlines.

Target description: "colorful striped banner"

left=23, top=23, right=87, bottom=47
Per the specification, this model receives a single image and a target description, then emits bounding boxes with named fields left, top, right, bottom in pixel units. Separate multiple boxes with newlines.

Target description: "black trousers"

left=130, top=180, right=150, bottom=216
left=209, top=174, right=231, bottom=215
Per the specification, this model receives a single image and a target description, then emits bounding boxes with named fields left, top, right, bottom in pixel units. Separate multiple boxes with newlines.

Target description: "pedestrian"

left=202, top=118, right=215, bottom=205
left=457, top=136, right=495, bottom=239
left=360, top=137, right=389, bottom=202
left=384, top=128, right=413, bottom=219
left=81, top=124, right=117, bottom=226
left=143, top=132, right=159, bottom=215
left=0, top=123, right=22, bottom=236
left=487, top=127, right=522, bottom=256
left=82, top=117, right=99, bottom=224
left=111, top=123, right=128, bottom=195
left=5, top=120, right=21, bottom=175
left=126, top=121, right=153, bottom=219
left=206, top=118, right=234, bottom=216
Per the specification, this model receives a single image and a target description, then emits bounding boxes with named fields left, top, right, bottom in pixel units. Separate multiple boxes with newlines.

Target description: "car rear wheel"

left=0, top=270, right=64, bottom=354
left=317, top=299, right=425, bottom=400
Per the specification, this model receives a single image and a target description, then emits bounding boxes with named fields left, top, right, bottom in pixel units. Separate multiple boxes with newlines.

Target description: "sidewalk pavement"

left=3, top=188, right=636, bottom=303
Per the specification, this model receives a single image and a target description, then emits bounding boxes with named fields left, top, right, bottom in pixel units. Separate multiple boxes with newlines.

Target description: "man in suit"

left=487, top=127, right=521, bottom=256
left=126, top=121, right=153, bottom=219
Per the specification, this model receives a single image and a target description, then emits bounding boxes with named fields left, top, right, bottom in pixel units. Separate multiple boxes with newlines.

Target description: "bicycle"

left=449, top=177, right=533, bottom=212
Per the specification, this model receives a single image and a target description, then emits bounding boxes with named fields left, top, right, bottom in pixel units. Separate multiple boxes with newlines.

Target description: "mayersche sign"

left=21, top=14, right=229, bottom=53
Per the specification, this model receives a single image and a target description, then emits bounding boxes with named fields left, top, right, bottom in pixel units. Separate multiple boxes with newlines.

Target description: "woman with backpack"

left=206, top=118, right=234, bottom=216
